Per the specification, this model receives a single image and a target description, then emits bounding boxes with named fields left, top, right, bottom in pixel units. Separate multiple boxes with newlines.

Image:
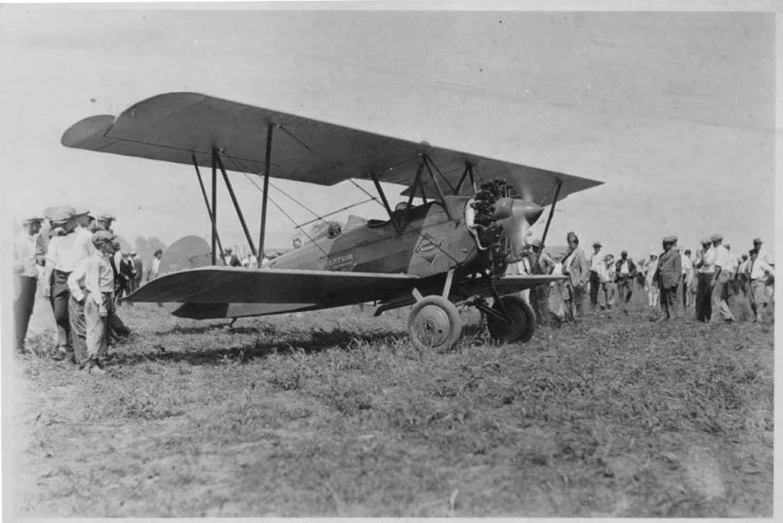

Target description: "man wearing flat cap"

left=654, top=236, right=682, bottom=321
left=710, top=234, right=735, bottom=323
left=588, top=241, right=605, bottom=310
left=94, top=213, right=116, bottom=233
left=67, top=231, right=118, bottom=375
left=43, top=206, right=96, bottom=360
left=13, top=216, right=45, bottom=353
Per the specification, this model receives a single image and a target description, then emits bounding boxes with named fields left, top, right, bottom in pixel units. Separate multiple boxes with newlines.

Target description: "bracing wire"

left=223, top=155, right=329, bottom=256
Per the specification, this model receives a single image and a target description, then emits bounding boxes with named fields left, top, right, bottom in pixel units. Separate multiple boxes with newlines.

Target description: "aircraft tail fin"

left=159, top=235, right=215, bottom=276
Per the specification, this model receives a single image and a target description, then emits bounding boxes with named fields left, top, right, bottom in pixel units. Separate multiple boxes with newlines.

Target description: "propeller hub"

left=492, top=198, right=543, bottom=225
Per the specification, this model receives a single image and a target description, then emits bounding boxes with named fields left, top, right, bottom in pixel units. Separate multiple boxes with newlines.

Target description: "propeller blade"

left=496, top=199, right=544, bottom=260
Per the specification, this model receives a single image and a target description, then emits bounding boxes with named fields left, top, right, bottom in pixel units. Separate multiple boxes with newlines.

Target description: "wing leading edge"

left=62, top=92, right=602, bottom=204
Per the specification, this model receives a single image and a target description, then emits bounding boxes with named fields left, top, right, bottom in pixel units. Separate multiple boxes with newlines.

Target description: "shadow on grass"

left=111, top=328, right=405, bottom=367
left=155, top=323, right=267, bottom=336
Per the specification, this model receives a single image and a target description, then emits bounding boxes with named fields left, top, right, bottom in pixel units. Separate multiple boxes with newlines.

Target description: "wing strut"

left=215, top=152, right=258, bottom=258
left=210, top=149, right=223, bottom=264
left=259, top=123, right=274, bottom=258
left=422, top=154, right=453, bottom=220
left=540, top=179, right=563, bottom=248
left=191, top=153, right=225, bottom=259
left=453, top=163, right=469, bottom=195
left=370, top=171, right=401, bottom=234
left=406, top=160, right=425, bottom=209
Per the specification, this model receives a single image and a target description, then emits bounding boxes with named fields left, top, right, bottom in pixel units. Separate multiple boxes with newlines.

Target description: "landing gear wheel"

left=487, top=295, right=537, bottom=344
left=408, top=295, right=463, bottom=351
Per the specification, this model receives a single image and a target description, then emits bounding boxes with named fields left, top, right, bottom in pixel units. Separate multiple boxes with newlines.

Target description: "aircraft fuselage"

left=269, top=196, right=481, bottom=278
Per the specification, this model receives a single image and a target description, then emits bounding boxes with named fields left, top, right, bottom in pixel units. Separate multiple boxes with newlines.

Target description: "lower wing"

left=492, top=274, right=566, bottom=296
left=128, top=267, right=420, bottom=318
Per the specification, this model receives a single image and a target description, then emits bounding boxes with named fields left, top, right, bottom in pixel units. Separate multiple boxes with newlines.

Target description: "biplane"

left=62, top=92, right=602, bottom=350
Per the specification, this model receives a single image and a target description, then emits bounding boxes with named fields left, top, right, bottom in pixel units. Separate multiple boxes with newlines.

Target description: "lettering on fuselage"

left=325, top=252, right=356, bottom=271
left=414, top=232, right=442, bottom=265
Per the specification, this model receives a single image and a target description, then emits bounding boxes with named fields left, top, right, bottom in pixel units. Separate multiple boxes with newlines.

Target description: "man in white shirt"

left=43, top=206, right=95, bottom=360
left=753, top=238, right=774, bottom=302
left=13, top=217, right=45, bottom=353
left=588, top=241, right=605, bottom=310
left=67, top=231, right=117, bottom=374
left=693, top=238, right=715, bottom=322
left=747, top=248, right=773, bottom=322
left=615, top=250, right=636, bottom=314
left=753, top=238, right=774, bottom=267
left=710, top=234, right=735, bottom=323
left=147, top=249, right=163, bottom=281
left=644, top=254, right=659, bottom=307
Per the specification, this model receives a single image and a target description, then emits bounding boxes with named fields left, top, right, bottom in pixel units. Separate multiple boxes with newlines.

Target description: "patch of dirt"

left=683, top=446, right=726, bottom=500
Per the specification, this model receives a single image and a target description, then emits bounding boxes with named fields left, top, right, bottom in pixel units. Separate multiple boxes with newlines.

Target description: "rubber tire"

left=487, top=295, right=537, bottom=344
left=408, top=295, right=463, bottom=351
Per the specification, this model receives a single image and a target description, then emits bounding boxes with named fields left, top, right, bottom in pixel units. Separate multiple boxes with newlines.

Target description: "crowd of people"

left=514, top=232, right=775, bottom=326
left=13, top=206, right=775, bottom=371
left=11, top=206, right=159, bottom=374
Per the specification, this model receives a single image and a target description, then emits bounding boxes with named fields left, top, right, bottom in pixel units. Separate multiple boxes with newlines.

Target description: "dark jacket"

left=615, top=257, right=637, bottom=280
left=119, top=258, right=137, bottom=282
left=654, top=248, right=682, bottom=289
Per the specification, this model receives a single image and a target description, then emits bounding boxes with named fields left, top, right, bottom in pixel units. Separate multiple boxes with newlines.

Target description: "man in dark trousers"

left=13, top=216, right=45, bottom=353
left=131, top=251, right=144, bottom=292
left=615, top=250, right=637, bottom=314
left=43, top=206, right=95, bottom=361
left=525, top=238, right=555, bottom=326
left=654, top=236, right=682, bottom=321
left=223, top=248, right=242, bottom=267
left=118, top=252, right=137, bottom=305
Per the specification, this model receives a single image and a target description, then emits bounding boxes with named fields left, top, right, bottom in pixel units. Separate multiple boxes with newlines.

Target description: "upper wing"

left=61, top=92, right=601, bottom=203
left=128, top=266, right=420, bottom=308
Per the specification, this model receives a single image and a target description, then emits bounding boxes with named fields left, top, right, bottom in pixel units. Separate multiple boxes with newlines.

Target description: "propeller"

left=489, top=178, right=543, bottom=261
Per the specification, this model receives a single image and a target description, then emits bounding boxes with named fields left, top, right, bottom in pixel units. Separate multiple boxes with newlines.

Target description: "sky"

left=0, top=5, right=776, bottom=261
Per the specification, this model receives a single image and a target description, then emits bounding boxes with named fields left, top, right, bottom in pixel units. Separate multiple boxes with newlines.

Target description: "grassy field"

left=4, top=290, right=774, bottom=517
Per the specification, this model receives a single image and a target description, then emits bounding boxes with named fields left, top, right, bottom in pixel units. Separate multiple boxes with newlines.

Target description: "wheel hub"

left=412, top=305, right=450, bottom=346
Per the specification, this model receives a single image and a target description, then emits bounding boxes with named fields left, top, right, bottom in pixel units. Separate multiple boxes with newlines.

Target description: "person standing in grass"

left=752, top=238, right=774, bottom=303
left=147, top=249, right=163, bottom=281
left=588, top=241, right=605, bottom=310
left=13, top=216, right=45, bottom=354
left=654, top=236, right=682, bottom=321
left=526, top=238, right=555, bottom=326
left=644, top=254, right=659, bottom=308
left=603, top=254, right=617, bottom=311
left=681, top=248, right=694, bottom=310
left=746, top=249, right=773, bottom=323
left=67, top=231, right=118, bottom=375
left=43, top=206, right=95, bottom=361
left=615, top=250, right=636, bottom=315
left=710, top=234, right=735, bottom=323
left=693, top=238, right=715, bottom=321
left=561, top=232, right=589, bottom=320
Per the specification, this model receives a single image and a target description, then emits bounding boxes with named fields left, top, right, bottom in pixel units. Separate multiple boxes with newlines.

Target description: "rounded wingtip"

left=61, top=114, right=115, bottom=148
